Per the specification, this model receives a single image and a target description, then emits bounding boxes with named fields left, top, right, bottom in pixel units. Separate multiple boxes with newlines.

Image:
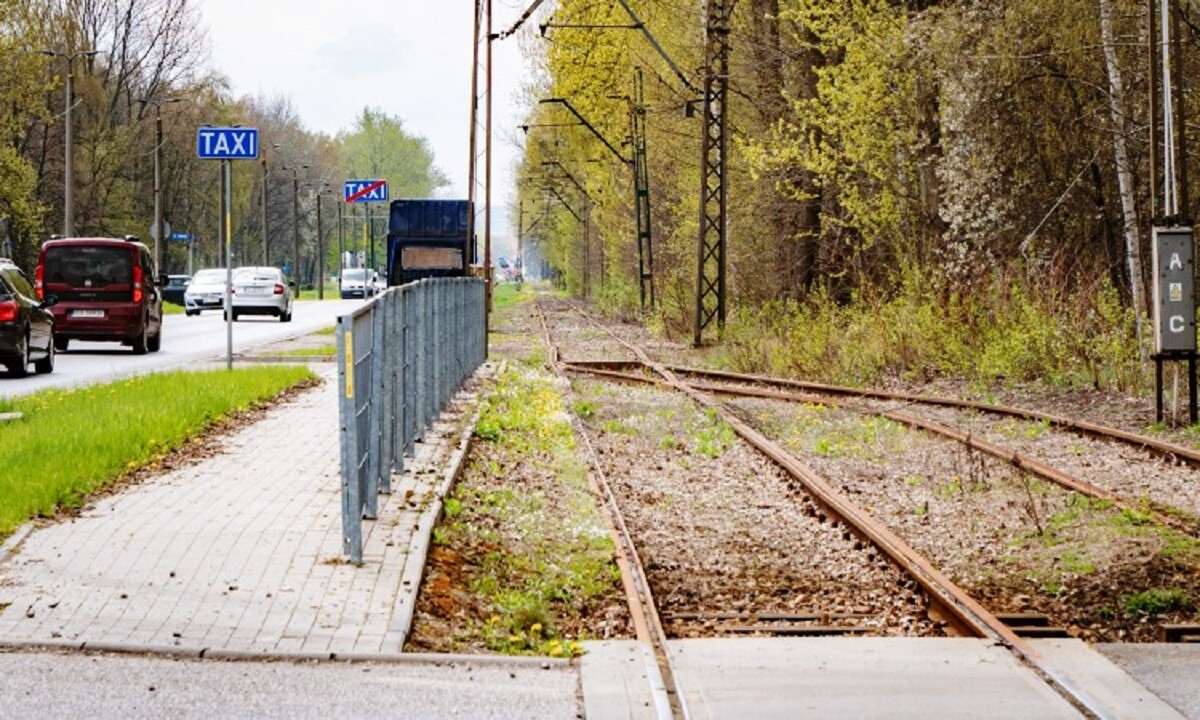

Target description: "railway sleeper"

left=1161, top=624, right=1200, bottom=643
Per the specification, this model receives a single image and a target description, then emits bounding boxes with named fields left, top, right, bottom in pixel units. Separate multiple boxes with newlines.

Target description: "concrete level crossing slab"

left=0, top=366, right=481, bottom=658
left=581, top=637, right=1186, bottom=719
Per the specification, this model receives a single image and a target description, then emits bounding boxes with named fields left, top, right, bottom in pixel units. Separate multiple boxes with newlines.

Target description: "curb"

left=389, top=361, right=499, bottom=644
left=0, top=638, right=570, bottom=668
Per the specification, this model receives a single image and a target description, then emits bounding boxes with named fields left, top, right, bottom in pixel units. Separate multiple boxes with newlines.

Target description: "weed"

left=658, top=437, right=678, bottom=450
left=572, top=400, right=596, bottom=418
left=695, top=420, right=735, bottom=458
left=1123, top=588, right=1194, bottom=617
left=934, top=477, right=962, bottom=498
left=443, top=497, right=463, bottom=519
left=474, top=418, right=502, bottom=442
left=903, top=475, right=923, bottom=486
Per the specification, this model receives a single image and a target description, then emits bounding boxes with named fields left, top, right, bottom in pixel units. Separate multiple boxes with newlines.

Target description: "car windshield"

left=168, top=277, right=190, bottom=287
left=44, top=246, right=132, bottom=287
left=342, top=269, right=366, bottom=281
left=192, top=269, right=226, bottom=284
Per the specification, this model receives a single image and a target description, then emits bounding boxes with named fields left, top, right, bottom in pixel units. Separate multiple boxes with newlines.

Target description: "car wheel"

left=131, top=329, right=148, bottom=355
left=186, top=309, right=199, bottom=317
left=53, top=336, right=69, bottom=352
left=7, top=332, right=30, bottom=377
left=148, top=330, right=162, bottom=352
left=34, top=338, right=54, bottom=374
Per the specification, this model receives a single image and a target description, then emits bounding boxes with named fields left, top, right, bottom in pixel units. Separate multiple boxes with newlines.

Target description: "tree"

left=338, top=107, right=448, bottom=199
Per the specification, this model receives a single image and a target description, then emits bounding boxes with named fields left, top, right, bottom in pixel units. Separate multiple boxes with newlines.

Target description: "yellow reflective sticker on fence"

left=344, top=330, right=354, bottom=399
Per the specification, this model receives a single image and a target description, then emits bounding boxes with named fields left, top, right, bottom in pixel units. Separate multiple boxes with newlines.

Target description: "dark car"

left=35, top=237, right=164, bottom=354
left=162, top=274, right=191, bottom=305
left=0, top=260, right=56, bottom=377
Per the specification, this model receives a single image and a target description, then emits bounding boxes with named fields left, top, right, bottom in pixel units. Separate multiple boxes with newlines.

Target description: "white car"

left=183, top=268, right=229, bottom=316
left=339, top=268, right=375, bottom=299
left=228, top=266, right=293, bottom=322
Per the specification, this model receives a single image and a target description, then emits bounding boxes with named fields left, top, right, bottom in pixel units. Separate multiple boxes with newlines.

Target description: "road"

left=0, top=298, right=363, bottom=399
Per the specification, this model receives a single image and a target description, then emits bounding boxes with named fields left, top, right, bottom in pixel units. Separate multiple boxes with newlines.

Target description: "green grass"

left=492, top=282, right=532, bottom=311
left=162, top=303, right=186, bottom=315
left=0, top=366, right=315, bottom=538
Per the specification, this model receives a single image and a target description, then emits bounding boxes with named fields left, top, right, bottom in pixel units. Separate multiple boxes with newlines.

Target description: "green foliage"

left=719, top=269, right=1144, bottom=390
left=1122, top=588, right=1193, bottom=617
left=338, top=107, right=448, bottom=198
left=0, top=366, right=314, bottom=537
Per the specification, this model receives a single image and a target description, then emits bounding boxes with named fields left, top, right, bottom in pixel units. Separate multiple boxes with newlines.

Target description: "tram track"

left=533, top=297, right=1200, bottom=719
left=560, top=361, right=1200, bottom=540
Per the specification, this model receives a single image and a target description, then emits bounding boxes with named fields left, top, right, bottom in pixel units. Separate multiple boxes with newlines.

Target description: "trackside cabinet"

left=1151, top=226, right=1196, bottom=354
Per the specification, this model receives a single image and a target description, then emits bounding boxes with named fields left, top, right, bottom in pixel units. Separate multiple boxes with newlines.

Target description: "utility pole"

left=261, top=156, right=269, bottom=264
left=138, top=96, right=182, bottom=273
left=282, top=164, right=308, bottom=296
left=316, top=187, right=327, bottom=299
left=469, top=0, right=482, bottom=269
left=485, top=0, right=494, bottom=315
left=42, top=49, right=100, bottom=237
left=338, top=197, right=345, bottom=275
left=694, top=0, right=733, bottom=345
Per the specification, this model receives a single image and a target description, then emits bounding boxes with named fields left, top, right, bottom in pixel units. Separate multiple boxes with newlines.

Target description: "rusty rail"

left=536, top=304, right=686, bottom=720
left=659, top=364, right=1200, bottom=469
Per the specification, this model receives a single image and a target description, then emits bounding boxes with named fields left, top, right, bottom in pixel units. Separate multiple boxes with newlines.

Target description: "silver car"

left=229, top=266, right=293, bottom=322
left=183, top=268, right=228, bottom=316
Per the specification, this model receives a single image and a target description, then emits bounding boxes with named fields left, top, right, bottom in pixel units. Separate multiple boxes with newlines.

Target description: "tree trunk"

left=1097, top=0, right=1147, bottom=333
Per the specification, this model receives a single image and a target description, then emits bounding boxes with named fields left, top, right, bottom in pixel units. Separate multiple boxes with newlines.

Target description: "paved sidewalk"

left=0, top=366, right=478, bottom=658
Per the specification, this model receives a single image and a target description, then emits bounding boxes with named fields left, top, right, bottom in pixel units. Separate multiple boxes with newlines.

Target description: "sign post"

left=197, top=127, right=260, bottom=369
left=344, top=180, right=388, bottom=274
left=1151, top=226, right=1197, bottom=424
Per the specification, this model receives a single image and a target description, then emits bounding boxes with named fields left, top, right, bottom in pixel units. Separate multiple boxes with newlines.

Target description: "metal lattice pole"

left=693, top=0, right=731, bottom=345
left=632, top=67, right=656, bottom=311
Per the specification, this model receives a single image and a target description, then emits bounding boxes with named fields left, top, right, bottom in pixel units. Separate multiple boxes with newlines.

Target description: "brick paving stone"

left=0, top=365, right=482, bottom=656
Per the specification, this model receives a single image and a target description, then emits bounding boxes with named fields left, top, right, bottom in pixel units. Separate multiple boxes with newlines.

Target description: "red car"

left=35, top=237, right=164, bottom=354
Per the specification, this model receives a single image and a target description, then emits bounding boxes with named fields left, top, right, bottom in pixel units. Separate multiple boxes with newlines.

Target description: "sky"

left=197, top=1, right=534, bottom=249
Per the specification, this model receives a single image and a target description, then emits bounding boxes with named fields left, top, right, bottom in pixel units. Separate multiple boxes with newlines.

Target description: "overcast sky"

left=197, top=1, right=532, bottom=244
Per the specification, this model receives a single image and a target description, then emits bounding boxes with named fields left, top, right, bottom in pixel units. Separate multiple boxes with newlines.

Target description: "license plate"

left=71, top=309, right=105, bottom=318
left=243, top=286, right=269, bottom=296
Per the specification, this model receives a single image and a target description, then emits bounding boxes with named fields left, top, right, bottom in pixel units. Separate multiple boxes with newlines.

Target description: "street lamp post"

left=42, top=49, right=100, bottom=237
left=281, top=164, right=309, bottom=297
left=137, top=96, right=182, bottom=273
left=314, top=184, right=331, bottom=300
left=260, top=143, right=281, bottom=265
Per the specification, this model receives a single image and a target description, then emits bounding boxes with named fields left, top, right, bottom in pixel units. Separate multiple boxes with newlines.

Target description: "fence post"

left=337, top=315, right=363, bottom=565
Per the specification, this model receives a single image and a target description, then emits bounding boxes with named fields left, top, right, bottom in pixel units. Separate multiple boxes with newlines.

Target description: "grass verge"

left=277, top=345, right=336, bottom=357
left=0, top=366, right=315, bottom=538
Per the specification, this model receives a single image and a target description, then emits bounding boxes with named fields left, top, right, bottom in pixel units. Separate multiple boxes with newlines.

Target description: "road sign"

left=196, top=127, right=259, bottom=160
left=149, top=220, right=172, bottom=242
left=344, top=179, right=388, bottom=203
left=169, top=232, right=193, bottom=241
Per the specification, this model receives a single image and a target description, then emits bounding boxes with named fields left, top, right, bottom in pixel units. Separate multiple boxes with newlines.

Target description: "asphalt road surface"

left=0, top=298, right=364, bottom=399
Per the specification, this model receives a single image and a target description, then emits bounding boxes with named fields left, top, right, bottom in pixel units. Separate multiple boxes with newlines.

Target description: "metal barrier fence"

left=336, top=277, right=487, bottom=564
